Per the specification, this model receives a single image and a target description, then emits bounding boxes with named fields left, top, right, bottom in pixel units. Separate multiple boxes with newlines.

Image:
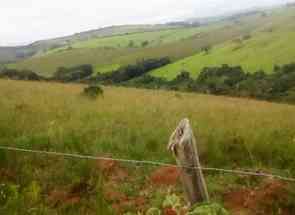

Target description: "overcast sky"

left=0, top=0, right=294, bottom=46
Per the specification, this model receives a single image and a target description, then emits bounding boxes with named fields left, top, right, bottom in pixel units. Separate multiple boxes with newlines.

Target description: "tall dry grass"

left=0, top=80, right=295, bottom=214
left=1, top=79, right=295, bottom=168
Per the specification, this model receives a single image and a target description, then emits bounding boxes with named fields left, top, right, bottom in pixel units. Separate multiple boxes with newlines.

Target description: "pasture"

left=151, top=7, right=295, bottom=80
left=7, top=10, right=270, bottom=76
left=45, top=27, right=203, bottom=53
left=151, top=29, right=295, bottom=80
left=1, top=80, right=295, bottom=214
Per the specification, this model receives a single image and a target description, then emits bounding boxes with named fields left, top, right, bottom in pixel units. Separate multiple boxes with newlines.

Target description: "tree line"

left=0, top=58, right=170, bottom=83
left=124, top=63, right=295, bottom=104
left=1, top=60, right=295, bottom=104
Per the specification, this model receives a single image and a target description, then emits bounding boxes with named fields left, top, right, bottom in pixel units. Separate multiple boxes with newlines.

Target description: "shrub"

left=0, top=69, right=42, bottom=81
left=92, top=57, right=171, bottom=84
left=242, top=34, right=252, bottom=40
left=201, top=45, right=212, bottom=55
left=188, top=203, right=229, bottom=215
left=128, top=40, right=135, bottom=48
left=141, top=40, right=149, bottom=47
left=83, top=85, right=104, bottom=99
left=53, top=64, right=93, bottom=82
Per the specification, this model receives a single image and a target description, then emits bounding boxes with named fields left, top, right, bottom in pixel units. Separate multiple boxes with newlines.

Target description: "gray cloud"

left=0, top=0, right=293, bottom=46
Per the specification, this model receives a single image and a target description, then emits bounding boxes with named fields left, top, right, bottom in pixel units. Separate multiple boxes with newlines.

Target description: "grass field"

left=151, top=7, right=295, bottom=79
left=7, top=9, right=273, bottom=76
left=151, top=29, right=295, bottom=80
left=7, top=7, right=295, bottom=79
left=6, top=22, right=255, bottom=76
left=1, top=80, right=295, bottom=214
left=44, top=27, right=203, bottom=54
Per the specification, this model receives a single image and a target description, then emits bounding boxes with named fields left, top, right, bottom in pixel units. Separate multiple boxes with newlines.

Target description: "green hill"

left=7, top=20, right=260, bottom=76
left=152, top=7, right=295, bottom=80
left=0, top=24, right=183, bottom=63
left=44, top=27, right=202, bottom=54
left=8, top=6, right=295, bottom=77
left=152, top=30, right=295, bottom=80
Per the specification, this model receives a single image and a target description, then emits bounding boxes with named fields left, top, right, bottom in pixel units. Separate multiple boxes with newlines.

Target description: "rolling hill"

left=6, top=5, right=295, bottom=79
left=0, top=24, right=186, bottom=64
left=151, top=6, right=295, bottom=79
left=2, top=4, right=295, bottom=214
left=7, top=9, right=269, bottom=76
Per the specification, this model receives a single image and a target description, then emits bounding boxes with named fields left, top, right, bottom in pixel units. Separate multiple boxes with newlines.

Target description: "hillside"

left=44, top=27, right=202, bottom=54
left=2, top=2, right=295, bottom=215
left=152, top=6, right=295, bottom=80
left=1, top=79, right=295, bottom=214
left=8, top=10, right=269, bottom=76
left=0, top=24, right=184, bottom=64
left=8, top=6, right=295, bottom=78
left=4, top=6, right=295, bottom=79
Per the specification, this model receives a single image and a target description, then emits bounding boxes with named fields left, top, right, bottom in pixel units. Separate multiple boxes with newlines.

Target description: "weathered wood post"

left=168, top=118, right=209, bottom=206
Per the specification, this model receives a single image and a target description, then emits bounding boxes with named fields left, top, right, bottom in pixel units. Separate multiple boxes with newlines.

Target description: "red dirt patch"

left=150, top=166, right=181, bottom=186
left=104, top=190, right=127, bottom=202
left=47, top=182, right=91, bottom=207
left=97, top=158, right=129, bottom=182
left=97, top=159, right=118, bottom=172
left=224, top=179, right=293, bottom=215
left=163, top=207, right=178, bottom=215
left=48, top=190, right=69, bottom=207
left=98, top=158, right=147, bottom=214
left=110, top=196, right=147, bottom=214
left=0, top=168, right=16, bottom=181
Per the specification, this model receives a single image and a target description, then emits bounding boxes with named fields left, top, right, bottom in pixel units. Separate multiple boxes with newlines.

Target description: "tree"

left=0, top=68, right=42, bottom=81
left=242, top=34, right=252, bottom=41
left=83, top=85, right=104, bottom=99
left=0, top=64, right=5, bottom=72
left=201, top=45, right=212, bottom=55
left=141, top=40, right=149, bottom=47
left=128, top=40, right=135, bottom=48
left=175, top=70, right=191, bottom=82
left=53, top=65, right=93, bottom=82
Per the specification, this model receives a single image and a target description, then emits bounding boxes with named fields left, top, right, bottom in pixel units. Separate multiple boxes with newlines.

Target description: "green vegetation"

left=7, top=48, right=129, bottom=77
left=0, top=80, right=295, bottom=214
left=52, top=64, right=93, bottom=82
left=3, top=60, right=295, bottom=104
left=5, top=6, right=295, bottom=79
left=83, top=85, right=104, bottom=99
left=8, top=7, right=274, bottom=76
left=150, top=6, right=295, bottom=80
left=152, top=30, right=295, bottom=80
left=0, top=24, right=183, bottom=63
left=89, top=58, right=171, bottom=84
left=95, top=64, right=121, bottom=74
left=2, top=4, right=295, bottom=215
left=45, top=27, right=202, bottom=53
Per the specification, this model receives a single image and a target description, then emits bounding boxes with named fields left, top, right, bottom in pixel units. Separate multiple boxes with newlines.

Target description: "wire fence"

left=0, top=145, right=295, bottom=182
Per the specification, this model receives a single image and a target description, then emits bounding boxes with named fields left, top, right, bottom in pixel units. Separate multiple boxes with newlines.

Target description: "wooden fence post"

left=168, top=118, right=209, bottom=206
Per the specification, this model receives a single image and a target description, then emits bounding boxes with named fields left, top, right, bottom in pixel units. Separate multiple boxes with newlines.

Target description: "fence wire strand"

left=0, top=145, right=295, bottom=182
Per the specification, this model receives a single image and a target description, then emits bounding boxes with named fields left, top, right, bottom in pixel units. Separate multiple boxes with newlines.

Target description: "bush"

left=83, top=85, right=104, bottom=99
left=201, top=45, right=212, bottom=55
left=53, top=64, right=93, bottom=82
left=91, top=57, right=171, bottom=84
left=0, top=64, right=5, bottom=72
left=0, top=69, right=42, bottom=81
left=188, top=203, right=229, bottom=215
left=128, top=40, right=135, bottom=48
left=196, top=64, right=247, bottom=94
left=242, top=34, right=252, bottom=40
left=141, top=40, right=149, bottom=47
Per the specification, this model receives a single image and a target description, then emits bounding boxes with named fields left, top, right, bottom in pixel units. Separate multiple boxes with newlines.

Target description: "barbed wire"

left=0, top=145, right=295, bottom=182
